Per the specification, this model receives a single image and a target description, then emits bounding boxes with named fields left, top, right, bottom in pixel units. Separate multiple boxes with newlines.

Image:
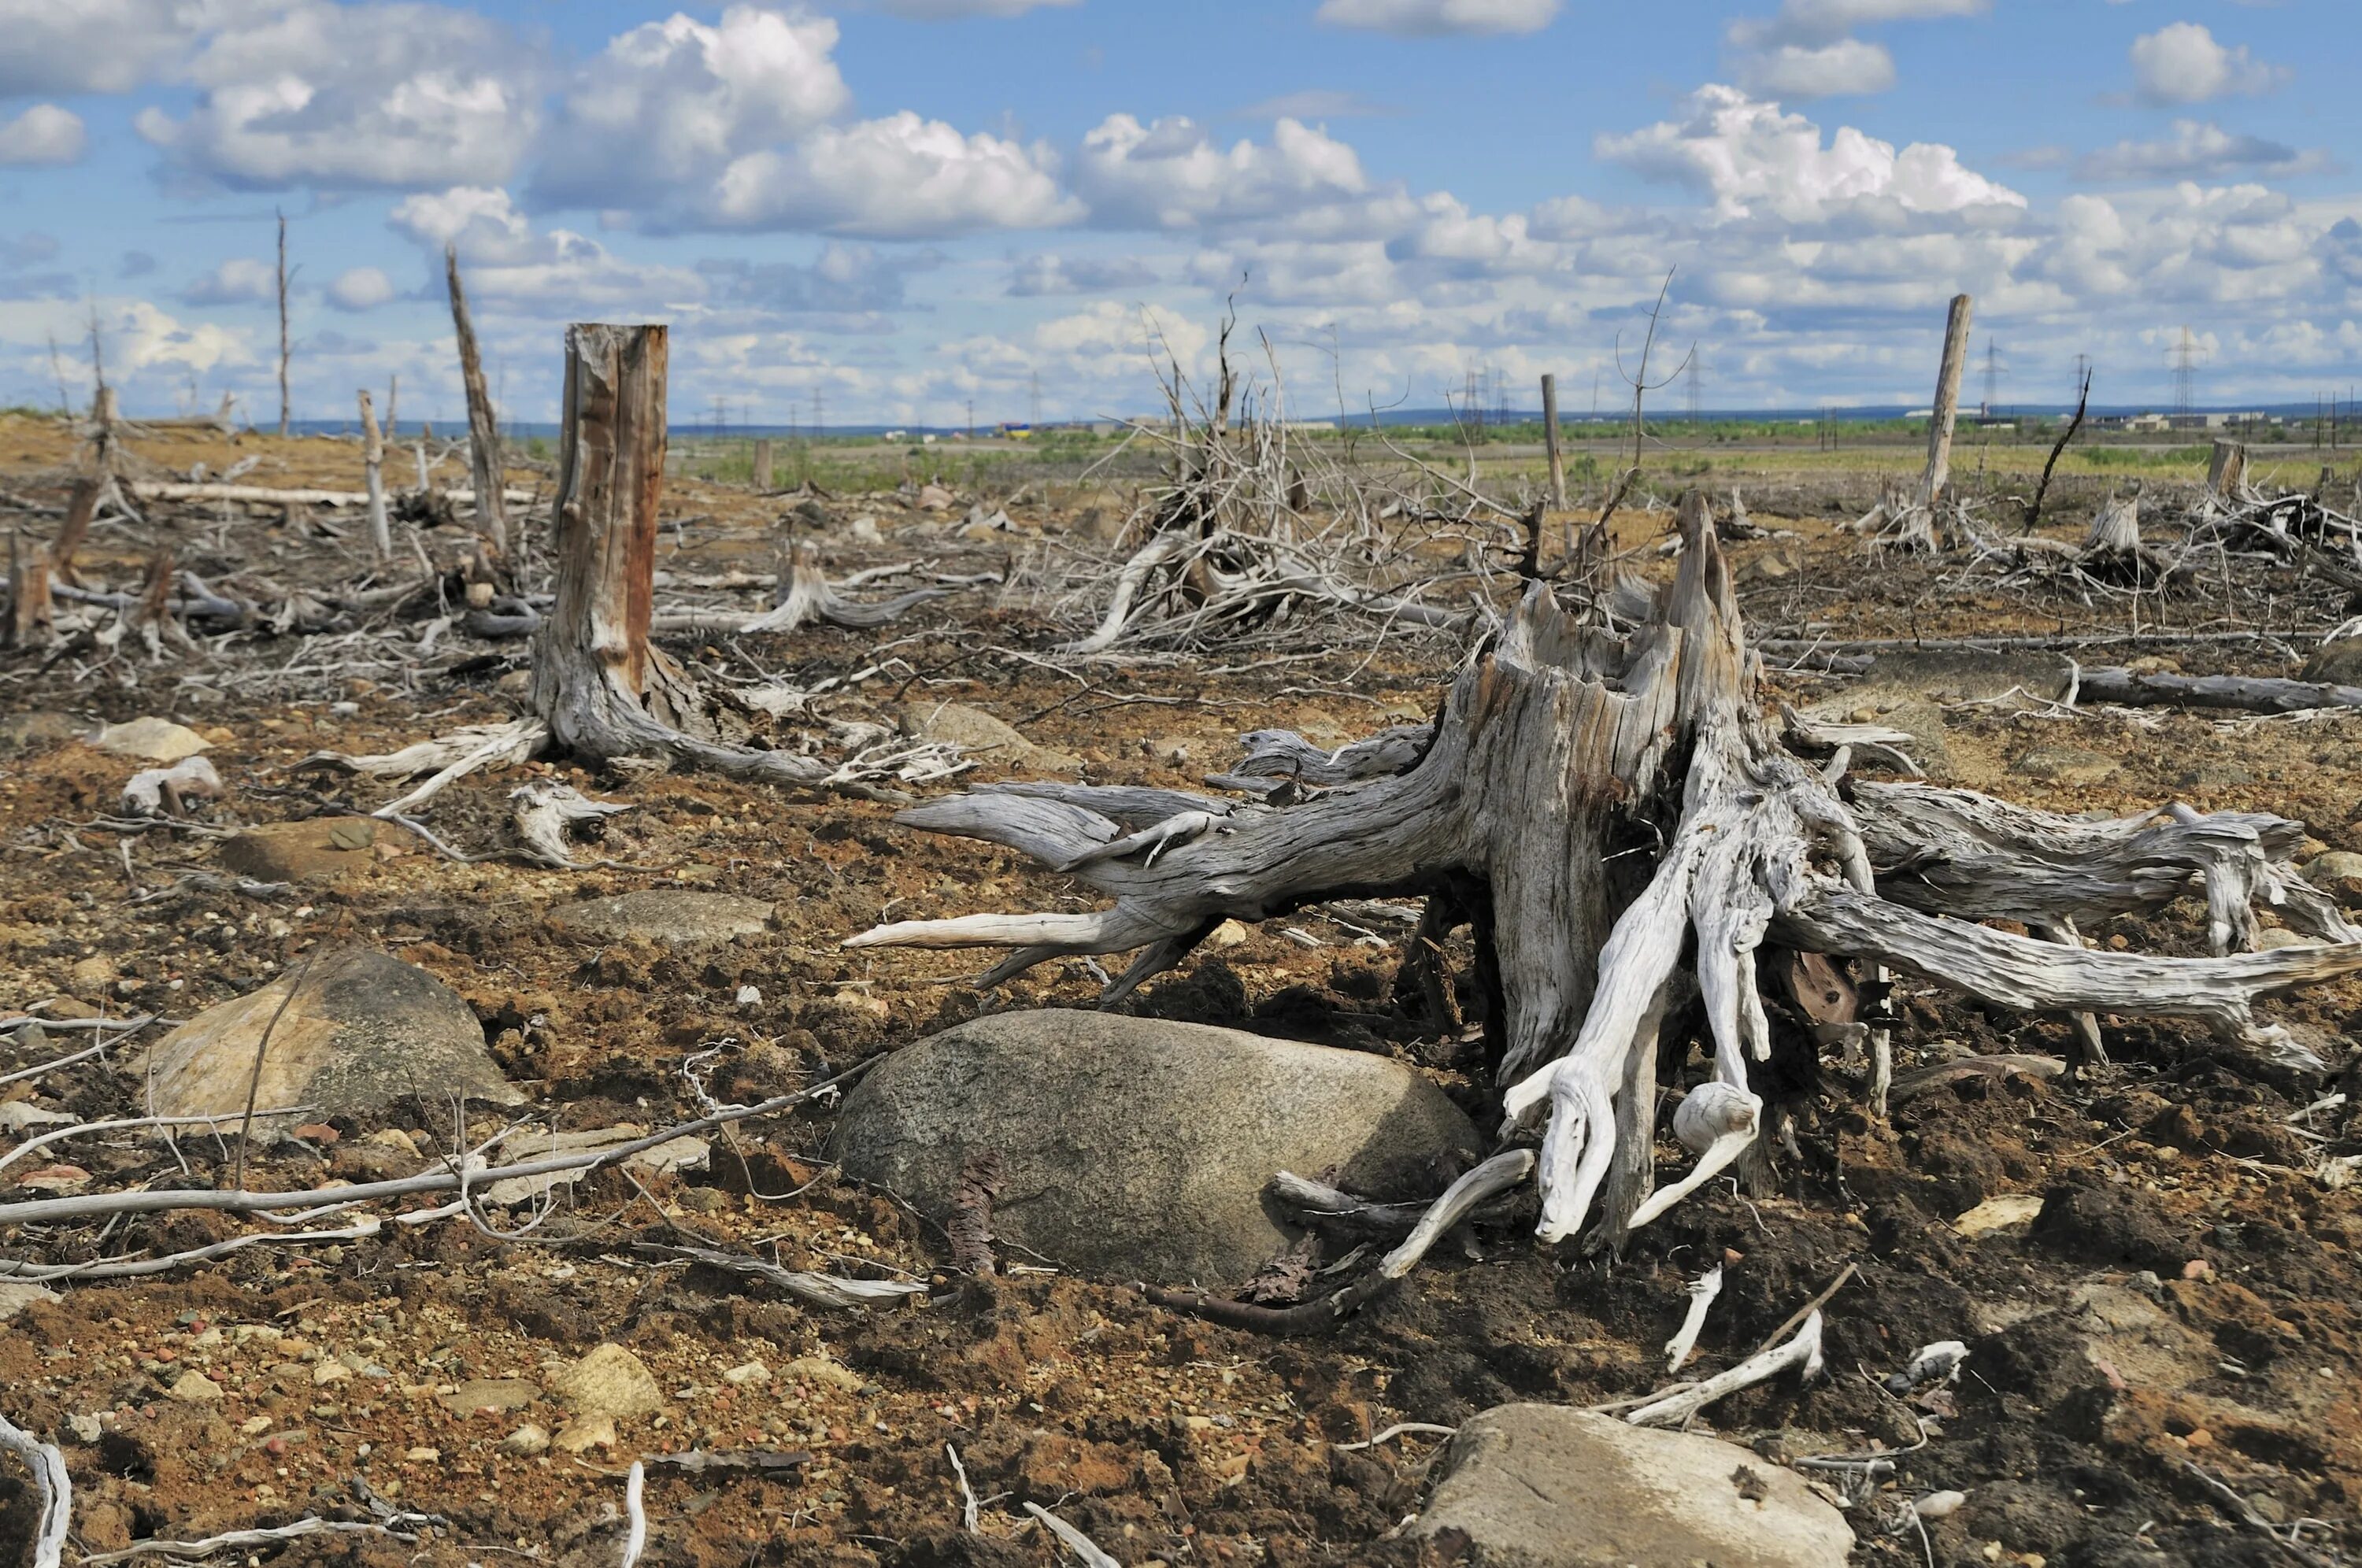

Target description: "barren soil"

left=6, top=414, right=2362, bottom=1568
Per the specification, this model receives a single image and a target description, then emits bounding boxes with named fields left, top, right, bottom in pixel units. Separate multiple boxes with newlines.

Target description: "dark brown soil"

left=6, top=415, right=2362, bottom=1568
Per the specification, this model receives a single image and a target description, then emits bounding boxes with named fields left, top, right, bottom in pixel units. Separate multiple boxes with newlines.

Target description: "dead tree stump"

left=855, top=499, right=2362, bottom=1248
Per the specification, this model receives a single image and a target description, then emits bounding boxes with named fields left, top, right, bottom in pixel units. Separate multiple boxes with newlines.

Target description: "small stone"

left=165, top=1371, right=224, bottom=1403
left=93, top=716, right=210, bottom=763
left=546, top=891, right=775, bottom=948
left=239, top=1416, right=272, bottom=1436
left=312, top=1359, right=350, bottom=1385
left=0, top=1282, right=61, bottom=1322
left=897, top=701, right=1081, bottom=777
left=2182, top=1259, right=2212, bottom=1280
left=547, top=1344, right=663, bottom=1422
left=217, top=819, right=383, bottom=885
left=2012, top=747, right=2120, bottom=786
left=69, top=955, right=116, bottom=992
left=552, top=1416, right=616, bottom=1454
left=403, top=1447, right=440, bottom=1463
left=1953, top=1193, right=2045, bottom=1237
left=722, top=1361, right=772, bottom=1387
left=2301, top=852, right=2362, bottom=904
left=783, top=1354, right=862, bottom=1393
left=1207, top=919, right=1249, bottom=949
left=736, top=984, right=761, bottom=1007
left=2186, top=1428, right=2213, bottom=1449
left=68, top=1415, right=102, bottom=1444
left=501, top=1425, right=550, bottom=1457
left=440, top=1378, right=538, bottom=1416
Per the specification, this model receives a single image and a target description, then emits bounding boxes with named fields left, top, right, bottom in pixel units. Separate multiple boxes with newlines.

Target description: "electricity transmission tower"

left=812, top=386, right=825, bottom=437
left=2171, top=328, right=2198, bottom=417
left=1982, top=338, right=2001, bottom=417
left=1685, top=352, right=1704, bottom=423
left=2071, top=353, right=2093, bottom=409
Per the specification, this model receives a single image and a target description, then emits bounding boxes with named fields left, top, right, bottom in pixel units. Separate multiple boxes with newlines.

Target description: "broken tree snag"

left=1919, top=293, right=1972, bottom=512
left=445, top=243, right=507, bottom=559
left=2208, top=439, right=2249, bottom=501
left=857, top=499, right=2362, bottom=1248
left=1848, top=294, right=1972, bottom=551
left=530, top=323, right=827, bottom=787
left=650, top=542, right=947, bottom=636
left=358, top=389, right=390, bottom=561
left=48, top=476, right=99, bottom=587
left=752, top=438, right=774, bottom=494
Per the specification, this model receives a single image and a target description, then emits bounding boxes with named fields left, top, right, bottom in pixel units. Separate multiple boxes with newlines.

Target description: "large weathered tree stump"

left=853, top=499, right=2362, bottom=1247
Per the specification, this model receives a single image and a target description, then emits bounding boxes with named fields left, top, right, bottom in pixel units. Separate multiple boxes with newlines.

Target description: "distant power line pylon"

left=2172, top=327, right=2198, bottom=417
left=1982, top=337, right=2001, bottom=416
left=1685, top=352, right=1704, bottom=422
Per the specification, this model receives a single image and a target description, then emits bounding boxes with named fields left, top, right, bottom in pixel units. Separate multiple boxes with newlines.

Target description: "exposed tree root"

left=852, top=499, right=2362, bottom=1246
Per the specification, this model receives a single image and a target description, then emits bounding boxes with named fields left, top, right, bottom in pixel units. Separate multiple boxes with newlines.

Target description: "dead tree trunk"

left=855, top=500, right=2362, bottom=1248
left=49, top=477, right=99, bottom=587
left=445, top=244, right=508, bottom=560
left=752, top=438, right=774, bottom=494
left=1541, top=373, right=1566, bottom=510
left=2208, top=439, right=2249, bottom=501
left=276, top=211, right=292, bottom=439
left=530, top=324, right=831, bottom=786
left=1849, top=294, right=1973, bottom=550
left=358, top=390, right=390, bottom=562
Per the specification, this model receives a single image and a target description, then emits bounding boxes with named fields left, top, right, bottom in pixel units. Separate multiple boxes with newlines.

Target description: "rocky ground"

left=5, top=413, right=2362, bottom=1567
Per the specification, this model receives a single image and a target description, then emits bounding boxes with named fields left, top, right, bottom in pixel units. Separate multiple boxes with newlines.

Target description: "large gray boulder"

left=143, top=947, right=519, bottom=1125
left=830, top=1011, right=1480, bottom=1285
left=1416, top=1405, right=1854, bottom=1568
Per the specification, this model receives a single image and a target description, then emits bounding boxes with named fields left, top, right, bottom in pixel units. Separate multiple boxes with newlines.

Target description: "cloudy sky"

left=0, top=0, right=2354, bottom=427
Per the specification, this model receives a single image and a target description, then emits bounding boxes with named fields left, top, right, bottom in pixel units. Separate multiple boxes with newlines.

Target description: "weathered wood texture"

left=444, top=244, right=507, bottom=555
left=857, top=497, right=2362, bottom=1245
left=358, top=390, right=389, bottom=561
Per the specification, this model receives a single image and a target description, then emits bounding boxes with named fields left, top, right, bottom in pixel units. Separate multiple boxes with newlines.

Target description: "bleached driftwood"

left=1624, top=1309, right=1823, bottom=1428
left=650, top=542, right=946, bottom=635
left=509, top=780, right=631, bottom=868
left=853, top=499, right=2362, bottom=1244
left=0, top=1408, right=69, bottom=1568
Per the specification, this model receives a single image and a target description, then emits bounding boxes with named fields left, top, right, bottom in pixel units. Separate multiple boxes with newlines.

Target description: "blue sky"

left=0, top=0, right=2356, bottom=427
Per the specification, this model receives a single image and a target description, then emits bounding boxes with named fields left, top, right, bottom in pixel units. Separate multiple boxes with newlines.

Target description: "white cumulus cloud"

left=1314, top=0, right=1559, bottom=36
left=183, top=256, right=279, bottom=305
left=532, top=6, right=849, bottom=211
left=2078, top=120, right=2331, bottom=183
left=1595, top=84, right=2024, bottom=223
left=391, top=186, right=702, bottom=310
left=0, top=105, right=87, bottom=166
left=0, top=0, right=218, bottom=96
left=2130, top=22, right=2283, bottom=107
left=135, top=0, right=541, bottom=190
left=1738, top=39, right=1896, bottom=99
left=1074, top=114, right=1372, bottom=231
left=707, top=112, right=1078, bottom=238
left=326, top=265, right=397, bottom=310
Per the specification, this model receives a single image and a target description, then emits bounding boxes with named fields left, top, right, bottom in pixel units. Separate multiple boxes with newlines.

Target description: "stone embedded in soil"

left=552, top=1416, right=616, bottom=1454
left=1414, top=1403, right=1854, bottom=1568
left=1953, top=1193, right=2045, bottom=1237
left=2301, top=851, right=2362, bottom=904
left=165, top=1371, right=224, bottom=1403
left=139, top=946, right=521, bottom=1125
left=548, top=1343, right=664, bottom=1422
left=502, top=1424, right=551, bottom=1456
left=830, top=1009, right=1483, bottom=1285
left=0, top=1281, right=59, bottom=1321
left=2013, top=746, right=2120, bottom=786
left=217, top=817, right=383, bottom=884
left=442, top=1378, right=540, bottom=1417
left=92, top=716, right=211, bottom=763
left=2302, top=638, right=2362, bottom=687
left=1857, top=648, right=2076, bottom=705
left=545, top=889, right=775, bottom=947
left=0, top=712, right=85, bottom=753
left=898, top=701, right=1081, bottom=776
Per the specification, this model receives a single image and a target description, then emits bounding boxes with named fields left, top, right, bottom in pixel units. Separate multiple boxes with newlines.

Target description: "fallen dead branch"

left=0, top=1408, right=69, bottom=1568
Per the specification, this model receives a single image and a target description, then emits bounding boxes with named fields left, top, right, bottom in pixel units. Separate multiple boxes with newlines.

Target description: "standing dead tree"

left=302, top=323, right=954, bottom=818
left=853, top=498, right=2362, bottom=1247
left=1848, top=294, right=1974, bottom=550
left=445, top=243, right=508, bottom=565
left=276, top=211, right=294, bottom=439
left=358, top=388, right=390, bottom=562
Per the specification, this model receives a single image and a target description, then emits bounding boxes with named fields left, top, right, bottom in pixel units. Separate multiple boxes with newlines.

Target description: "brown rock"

left=218, top=818, right=382, bottom=884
